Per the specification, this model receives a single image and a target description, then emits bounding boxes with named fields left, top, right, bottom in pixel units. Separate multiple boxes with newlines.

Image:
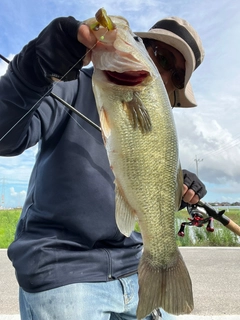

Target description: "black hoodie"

left=0, top=65, right=143, bottom=293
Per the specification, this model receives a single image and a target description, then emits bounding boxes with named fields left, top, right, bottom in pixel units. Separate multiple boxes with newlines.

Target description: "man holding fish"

left=0, top=8, right=206, bottom=320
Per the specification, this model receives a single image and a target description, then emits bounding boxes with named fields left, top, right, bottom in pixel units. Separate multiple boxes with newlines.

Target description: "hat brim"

left=135, top=30, right=197, bottom=108
left=174, top=82, right=197, bottom=108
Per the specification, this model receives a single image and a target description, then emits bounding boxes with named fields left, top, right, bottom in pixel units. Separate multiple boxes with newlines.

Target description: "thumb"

left=182, top=184, right=188, bottom=197
left=77, top=24, right=97, bottom=49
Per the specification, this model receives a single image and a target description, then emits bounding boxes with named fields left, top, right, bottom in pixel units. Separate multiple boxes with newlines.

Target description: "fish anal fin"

left=176, top=164, right=184, bottom=210
left=115, top=182, right=137, bottom=237
left=137, top=249, right=194, bottom=319
left=123, top=92, right=152, bottom=134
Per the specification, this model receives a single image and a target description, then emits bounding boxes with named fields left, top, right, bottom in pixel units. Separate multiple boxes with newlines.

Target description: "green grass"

left=1, top=208, right=240, bottom=248
left=0, top=209, right=21, bottom=248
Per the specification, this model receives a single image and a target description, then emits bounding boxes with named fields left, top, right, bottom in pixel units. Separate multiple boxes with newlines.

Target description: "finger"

left=189, top=182, right=202, bottom=195
left=182, top=184, right=188, bottom=197
left=182, top=188, right=195, bottom=203
left=183, top=172, right=195, bottom=188
left=188, top=194, right=200, bottom=205
left=183, top=189, right=200, bottom=204
left=77, top=24, right=97, bottom=48
left=184, top=180, right=204, bottom=200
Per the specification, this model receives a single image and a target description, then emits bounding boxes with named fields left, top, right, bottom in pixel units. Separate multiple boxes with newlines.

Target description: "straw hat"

left=135, top=17, right=204, bottom=108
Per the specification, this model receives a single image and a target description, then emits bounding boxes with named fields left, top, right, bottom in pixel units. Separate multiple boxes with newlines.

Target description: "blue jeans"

left=19, top=274, right=176, bottom=320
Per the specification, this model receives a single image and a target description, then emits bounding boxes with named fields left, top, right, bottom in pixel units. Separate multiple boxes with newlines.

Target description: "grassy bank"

left=1, top=208, right=240, bottom=248
left=0, top=209, right=21, bottom=248
left=175, top=208, right=240, bottom=247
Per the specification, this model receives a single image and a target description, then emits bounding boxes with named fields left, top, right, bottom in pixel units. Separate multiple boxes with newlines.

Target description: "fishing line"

left=60, top=104, right=103, bottom=144
left=0, top=59, right=83, bottom=142
left=0, top=28, right=109, bottom=142
left=50, top=92, right=101, bottom=132
left=184, top=135, right=240, bottom=169
left=0, top=52, right=90, bottom=142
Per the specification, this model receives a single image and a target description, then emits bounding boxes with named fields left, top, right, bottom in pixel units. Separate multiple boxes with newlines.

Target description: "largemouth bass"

left=85, top=8, right=193, bottom=319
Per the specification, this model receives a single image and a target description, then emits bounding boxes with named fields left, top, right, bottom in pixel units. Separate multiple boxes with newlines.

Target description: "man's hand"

left=182, top=169, right=207, bottom=204
left=34, top=16, right=94, bottom=81
left=76, top=23, right=98, bottom=66
left=12, top=16, right=99, bottom=87
left=78, top=23, right=98, bottom=48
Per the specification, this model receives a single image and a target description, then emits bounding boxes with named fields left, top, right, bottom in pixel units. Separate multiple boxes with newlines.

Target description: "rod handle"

left=226, top=220, right=240, bottom=236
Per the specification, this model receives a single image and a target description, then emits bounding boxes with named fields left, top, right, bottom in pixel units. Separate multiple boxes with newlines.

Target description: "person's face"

left=146, top=40, right=185, bottom=96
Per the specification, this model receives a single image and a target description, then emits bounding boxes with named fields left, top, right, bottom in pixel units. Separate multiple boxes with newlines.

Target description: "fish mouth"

left=104, top=70, right=149, bottom=86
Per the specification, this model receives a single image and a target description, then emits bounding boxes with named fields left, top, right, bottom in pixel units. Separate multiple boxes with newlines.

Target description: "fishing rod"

left=178, top=201, right=240, bottom=237
left=50, top=92, right=101, bottom=132
left=2, top=56, right=240, bottom=237
left=0, top=54, right=101, bottom=133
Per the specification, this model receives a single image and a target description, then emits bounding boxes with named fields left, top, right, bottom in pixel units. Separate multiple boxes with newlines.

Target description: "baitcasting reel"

left=177, top=200, right=240, bottom=237
left=178, top=203, right=214, bottom=237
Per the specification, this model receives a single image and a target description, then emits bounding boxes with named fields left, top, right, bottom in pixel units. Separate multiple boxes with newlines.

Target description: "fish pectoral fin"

left=123, top=92, right=152, bottom=134
left=99, top=107, right=111, bottom=139
left=137, top=249, right=194, bottom=319
left=115, top=184, right=137, bottom=237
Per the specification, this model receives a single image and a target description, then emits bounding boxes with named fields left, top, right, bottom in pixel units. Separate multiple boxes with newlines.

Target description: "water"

left=212, top=206, right=240, bottom=212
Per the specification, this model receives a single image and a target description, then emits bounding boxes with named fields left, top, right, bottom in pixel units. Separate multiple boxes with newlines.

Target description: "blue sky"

left=0, top=0, right=240, bottom=207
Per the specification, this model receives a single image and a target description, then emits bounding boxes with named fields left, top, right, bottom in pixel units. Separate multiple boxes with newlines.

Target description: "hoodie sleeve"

left=0, top=16, right=87, bottom=156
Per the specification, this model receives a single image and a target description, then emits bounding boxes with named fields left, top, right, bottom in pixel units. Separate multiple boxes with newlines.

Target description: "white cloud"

left=175, top=108, right=240, bottom=183
left=10, top=187, right=17, bottom=197
left=8, top=187, right=27, bottom=207
left=10, top=187, right=26, bottom=198
left=0, top=0, right=240, bottom=204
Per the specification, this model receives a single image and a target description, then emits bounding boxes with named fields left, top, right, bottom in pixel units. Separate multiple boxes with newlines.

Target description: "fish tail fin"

left=137, top=249, right=193, bottom=319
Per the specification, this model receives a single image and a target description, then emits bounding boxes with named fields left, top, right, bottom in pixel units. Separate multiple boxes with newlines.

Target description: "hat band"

left=151, top=20, right=201, bottom=70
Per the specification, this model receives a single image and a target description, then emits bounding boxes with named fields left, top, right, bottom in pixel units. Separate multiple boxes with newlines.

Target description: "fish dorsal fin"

left=123, top=92, right=152, bottom=133
left=99, top=107, right=111, bottom=140
left=115, top=182, right=137, bottom=237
